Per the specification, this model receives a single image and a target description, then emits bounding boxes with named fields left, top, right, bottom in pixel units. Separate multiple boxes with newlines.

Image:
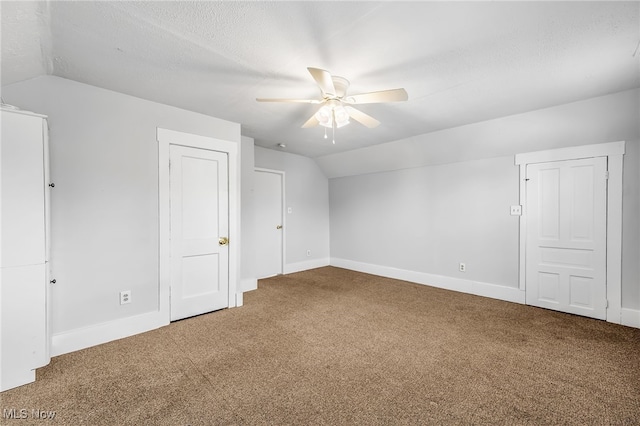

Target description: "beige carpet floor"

left=1, top=266, right=639, bottom=425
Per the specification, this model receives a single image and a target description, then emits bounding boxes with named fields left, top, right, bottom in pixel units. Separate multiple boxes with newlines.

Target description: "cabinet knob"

left=50, top=279, right=56, bottom=284
left=49, top=183, right=55, bottom=188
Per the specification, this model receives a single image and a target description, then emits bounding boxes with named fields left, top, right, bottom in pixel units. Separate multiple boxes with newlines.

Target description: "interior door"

left=525, top=157, right=607, bottom=319
left=170, top=145, right=229, bottom=321
left=254, top=170, right=283, bottom=279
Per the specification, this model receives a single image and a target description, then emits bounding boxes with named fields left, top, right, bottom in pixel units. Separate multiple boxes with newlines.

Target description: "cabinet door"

left=0, top=111, right=46, bottom=267
left=0, top=264, right=47, bottom=391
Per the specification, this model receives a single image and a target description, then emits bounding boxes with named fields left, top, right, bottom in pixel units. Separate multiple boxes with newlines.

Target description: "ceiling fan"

left=257, top=67, right=408, bottom=143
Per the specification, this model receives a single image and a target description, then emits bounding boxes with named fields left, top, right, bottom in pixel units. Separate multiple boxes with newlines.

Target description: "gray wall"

left=330, top=156, right=520, bottom=287
left=325, top=89, right=640, bottom=311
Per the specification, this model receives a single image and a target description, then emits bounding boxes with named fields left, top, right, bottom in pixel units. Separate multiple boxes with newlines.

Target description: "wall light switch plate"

left=510, top=205, right=522, bottom=216
left=287, top=207, right=292, bottom=214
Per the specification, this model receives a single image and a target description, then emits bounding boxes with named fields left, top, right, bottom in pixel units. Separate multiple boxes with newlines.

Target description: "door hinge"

left=606, top=300, right=609, bottom=308
left=604, top=171, right=609, bottom=180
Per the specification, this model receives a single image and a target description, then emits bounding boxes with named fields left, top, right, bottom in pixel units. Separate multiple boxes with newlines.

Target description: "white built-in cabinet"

left=0, top=107, right=51, bottom=391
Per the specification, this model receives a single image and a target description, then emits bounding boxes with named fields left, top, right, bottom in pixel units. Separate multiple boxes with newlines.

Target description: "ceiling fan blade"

left=256, top=98, right=321, bottom=104
left=345, top=88, right=408, bottom=104
left=345, top=106, right=380, bottom=128
left=307, top=67, right=336, bottom=97
left=301, top=114, right=320, bottom=128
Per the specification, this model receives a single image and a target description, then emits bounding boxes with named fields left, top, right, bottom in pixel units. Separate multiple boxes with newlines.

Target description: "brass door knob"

left=276, top=225, right=283, bottom=229
left=218, top=237, right=229, bottom=246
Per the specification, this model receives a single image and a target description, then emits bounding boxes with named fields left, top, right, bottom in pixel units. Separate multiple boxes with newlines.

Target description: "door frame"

left=157, top=128, right=239, bottom=324
left=254, top=167, right=286, bottom=276
left=515, top=141, right=625, bottom=324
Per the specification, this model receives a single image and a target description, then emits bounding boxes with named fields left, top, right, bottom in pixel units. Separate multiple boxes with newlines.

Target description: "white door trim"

left=515, top=141, right=625, bottom=324
left=157, top=128, right=239, bottom=324
left=255, top=167, right=286, bottom=275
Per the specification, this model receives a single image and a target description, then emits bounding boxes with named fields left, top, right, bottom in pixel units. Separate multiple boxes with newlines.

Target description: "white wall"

left=325, top=89, right=640, bottom=317
left=254, top=146, right=330, bottom=273
left=1, top=75, right=241, bottom=353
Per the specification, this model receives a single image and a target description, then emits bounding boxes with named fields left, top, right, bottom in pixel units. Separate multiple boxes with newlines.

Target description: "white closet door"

left=525, top=157, right=607, bottom=319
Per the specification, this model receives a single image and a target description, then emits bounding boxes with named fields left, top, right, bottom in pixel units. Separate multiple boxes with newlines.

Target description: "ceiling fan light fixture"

left=315, top=104, right=350, bottom=129
left=333, top=105, right=350, bottom=128
left=315, top=105, right=332, bottom=127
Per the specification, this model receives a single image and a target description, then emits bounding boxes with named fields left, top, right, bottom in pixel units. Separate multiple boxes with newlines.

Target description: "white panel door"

left=170, top=145, right=229, bottom=321
left=254, top=170, right=283, bottom=279
left=525, top=157, right=607, bottom=319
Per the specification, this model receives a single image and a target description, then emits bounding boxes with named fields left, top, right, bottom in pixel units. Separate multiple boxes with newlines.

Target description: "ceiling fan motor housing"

left=331, top=76, right=350, bottom=99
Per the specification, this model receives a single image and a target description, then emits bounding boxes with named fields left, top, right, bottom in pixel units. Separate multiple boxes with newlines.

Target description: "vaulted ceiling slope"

left=2, top=1, right=639, bottom=158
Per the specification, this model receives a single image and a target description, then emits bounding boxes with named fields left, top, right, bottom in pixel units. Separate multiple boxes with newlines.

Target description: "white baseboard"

left=51, top=311, right=168, bottom=357
left=621, top=308, right=640, bottom=328
left=52, top=285, right=253, bottom=357
left=330, top=258, right=525, bottom=304
left=241, top=278, right=258, bottom=292
left=284, top=258, right=330, bottom=275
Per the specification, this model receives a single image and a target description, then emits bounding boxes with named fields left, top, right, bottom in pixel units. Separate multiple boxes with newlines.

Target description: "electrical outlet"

left=120, top=290, right=131, bottom=305
left=459, top=263, right=466, bottom=272
left=306, top=249, right=311, bottom=257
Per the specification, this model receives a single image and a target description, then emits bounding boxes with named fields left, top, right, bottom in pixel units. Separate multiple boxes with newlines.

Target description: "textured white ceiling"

left=2, top=1, right=639, bottom=158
